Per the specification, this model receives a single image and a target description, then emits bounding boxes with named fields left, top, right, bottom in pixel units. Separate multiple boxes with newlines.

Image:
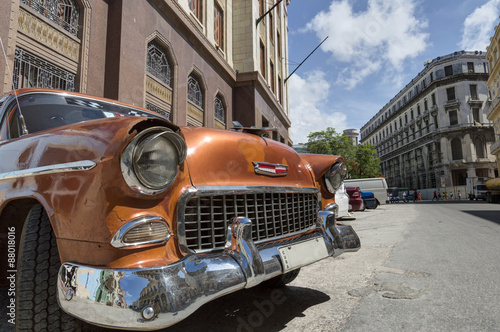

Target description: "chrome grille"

left=183, top=191, right=319, bottom=251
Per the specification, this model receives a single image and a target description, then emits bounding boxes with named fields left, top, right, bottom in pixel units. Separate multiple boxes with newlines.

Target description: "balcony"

left=491, top=138, right=500, bottom=155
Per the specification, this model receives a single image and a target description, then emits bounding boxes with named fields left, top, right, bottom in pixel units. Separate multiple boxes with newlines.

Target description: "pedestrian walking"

left=450, top=192, right=454, bottom=200
left=418, top=192, right=422, bottom=201
left=413, top=189, right=418, bottom=202
left=458, top=190, right=462, bottom=200
left=432, top=191, right=438, bottom=201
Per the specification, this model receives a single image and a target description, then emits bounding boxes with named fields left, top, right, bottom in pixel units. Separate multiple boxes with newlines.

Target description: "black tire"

left=15, top=204, right=79, bottom=332
left=261, top=268, right=301, bottom=288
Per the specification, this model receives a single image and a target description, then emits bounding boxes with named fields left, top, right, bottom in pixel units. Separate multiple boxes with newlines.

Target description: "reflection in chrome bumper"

left=57, top=211, right=360, bottom=330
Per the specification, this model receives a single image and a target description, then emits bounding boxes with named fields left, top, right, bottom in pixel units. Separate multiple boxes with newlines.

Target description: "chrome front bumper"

left=57, top=211, right=360, bottom=330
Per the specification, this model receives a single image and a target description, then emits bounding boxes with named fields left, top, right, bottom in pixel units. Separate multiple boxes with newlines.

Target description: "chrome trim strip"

left=177, top=186, right=321, bottom=255
left=0, top=160, right=96, bottom=181
left=110, top=215, right=171, bottom=249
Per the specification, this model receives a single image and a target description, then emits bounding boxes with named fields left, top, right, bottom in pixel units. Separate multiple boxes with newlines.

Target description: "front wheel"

left=15, top=204, right=79, bottom=332
left=261, top=268, right=301, bottom=288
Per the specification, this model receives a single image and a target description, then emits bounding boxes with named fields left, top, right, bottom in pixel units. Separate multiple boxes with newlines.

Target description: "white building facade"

left=360, top=51, right=498, bottom=194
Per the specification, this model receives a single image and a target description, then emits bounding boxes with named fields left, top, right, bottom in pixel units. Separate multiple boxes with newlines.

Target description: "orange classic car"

left=0, top=88, right=360, bottom=331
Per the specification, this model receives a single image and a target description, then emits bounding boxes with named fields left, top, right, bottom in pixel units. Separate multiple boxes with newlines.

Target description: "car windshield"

left=5, top=93, right=164, bottom=136
left=476, top=184, right=488, bottom=190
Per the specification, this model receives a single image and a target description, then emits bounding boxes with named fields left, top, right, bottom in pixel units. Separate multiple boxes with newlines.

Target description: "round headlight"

left=134, top=134, right=179, bottom=189
left=325, top=162, right=347, bottom=193
left=121, top=127, right=187, bottom=195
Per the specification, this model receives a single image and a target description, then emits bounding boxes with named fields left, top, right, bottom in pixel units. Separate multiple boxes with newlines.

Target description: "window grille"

left=145, top=102, right=170, bottom=120
left=147, top=41, right=171, bottom=87
left=13, top=48, right=75, bottom=91
left=21, top=0, right=80, bottom=36
left=189, top=0, right=202, bottom=21
left=214, top=4, right=224, bottom=49
left=188, top=76, right=203, bottom=108
left=214, top=96, right=225, bottom=123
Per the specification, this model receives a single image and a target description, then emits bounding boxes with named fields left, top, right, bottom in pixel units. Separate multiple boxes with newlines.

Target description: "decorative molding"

left=214, top=119, right=226, bottom=129
left=187, top=102, right=204, bottom=125
left=146, top=75, right=173, bottom=104
left=17, top=8, right=80, bottom=62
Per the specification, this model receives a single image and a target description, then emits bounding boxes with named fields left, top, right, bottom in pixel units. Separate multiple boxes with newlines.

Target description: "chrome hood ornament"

left=252, top=162, right=288, bottom=177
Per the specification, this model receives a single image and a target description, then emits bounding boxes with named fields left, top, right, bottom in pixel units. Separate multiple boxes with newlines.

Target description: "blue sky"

left=286, top=0, right=500, bottom=143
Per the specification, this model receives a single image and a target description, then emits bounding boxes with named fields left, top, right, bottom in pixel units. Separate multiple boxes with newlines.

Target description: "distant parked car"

left=346, top=186, right=364, bottom=211
left=361, top=191, right=378, bottom=209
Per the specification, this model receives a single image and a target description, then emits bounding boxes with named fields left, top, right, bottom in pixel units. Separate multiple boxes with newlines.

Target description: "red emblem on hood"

left=252, top=162, right=288, bottom=176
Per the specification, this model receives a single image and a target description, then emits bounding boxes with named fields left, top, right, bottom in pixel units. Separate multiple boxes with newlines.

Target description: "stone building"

left=360, top=51, right=498, bottom=193
left=0, top=0, right=292, bottom=144
left=486, top=23, right=500, bottom=173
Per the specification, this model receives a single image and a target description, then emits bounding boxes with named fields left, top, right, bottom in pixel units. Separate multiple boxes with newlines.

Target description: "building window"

left=270, top=62, right=275, bottom=92
left=269, top=11, right=274, bottom=41
left=278, top=76, right=282, bottom=104
left=214, top=4, right=224, bottom=49
left=451, top=138, right=463, bottom=160
left=21, top=0, right=80, bottom=36
left=277, top=31, right=281, bottom=59
left=188, top=76, right=203, bottom=108
left=431, top=93, right=436, bottom=106
left=259, top=0, right=264, bottom=16
left=445, top=65, right=453, bottom=77
left=260, top=42, right=266, bottom=77
left=472, top=108, right=480, bottom=123
left=474, top=137, right=485, bottom=158
left=189, top=0, right=202, bottom=22
left=13, top=48, right=75, bottom=91
left=430, top=72, right=434, bottom=81
left=470, top=84, right=478, bottom=100
left=214, top=95, right=225, bottom=124
left=467, top=62, right=475, bottom=73
left=147, top=41, right=171, bottom=86
left=446, top=87, right=456, bottom=101
left=449, top=110, right=458, bottom=126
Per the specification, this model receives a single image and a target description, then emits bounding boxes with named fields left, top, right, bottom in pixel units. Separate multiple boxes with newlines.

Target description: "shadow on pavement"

left=461, top=210, right=500, bottom=225
left=83, top=285, right=330, bottom=332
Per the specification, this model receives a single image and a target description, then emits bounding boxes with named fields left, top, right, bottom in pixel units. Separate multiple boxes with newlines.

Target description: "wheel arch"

left=0, top=198, right=43, bottom=286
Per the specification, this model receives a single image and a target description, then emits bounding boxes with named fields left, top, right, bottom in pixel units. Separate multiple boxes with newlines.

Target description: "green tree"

left=304, top=127, right=381, bottom=179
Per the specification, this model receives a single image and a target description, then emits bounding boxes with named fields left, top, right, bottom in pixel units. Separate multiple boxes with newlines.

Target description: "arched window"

left=21, top=0, right=80, bottom=36
left=451, top=138, right=463, bottom=160
left=214, top=95, right=225, bottom=124
left=474, top=136, right=485, bottom=158
left=188, top=76, right=203, bottom=108
left=147, top=41, right=171, bottom=87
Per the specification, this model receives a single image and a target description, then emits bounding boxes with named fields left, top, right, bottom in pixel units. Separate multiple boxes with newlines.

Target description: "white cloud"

left=289, top=71, right=347, bottom=144
left=305, top=0, right=429, bottom=89
left=459, top=0, right=500, bottom=51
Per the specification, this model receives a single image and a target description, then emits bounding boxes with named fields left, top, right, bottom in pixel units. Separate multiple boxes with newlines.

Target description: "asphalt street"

left=2, top=200, right=499, bottom=331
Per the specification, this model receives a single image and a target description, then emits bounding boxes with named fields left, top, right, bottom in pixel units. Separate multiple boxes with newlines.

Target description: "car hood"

left=179, top=127, right=315, bottom=188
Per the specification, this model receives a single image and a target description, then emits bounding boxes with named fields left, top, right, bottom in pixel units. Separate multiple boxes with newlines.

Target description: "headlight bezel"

left=324, top=161, right=348, bottom=193
left=121, top=126, right=187, bottom=195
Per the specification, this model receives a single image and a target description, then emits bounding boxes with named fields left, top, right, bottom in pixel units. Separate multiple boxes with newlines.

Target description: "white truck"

left=466, top=177, right=490, bottom=201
